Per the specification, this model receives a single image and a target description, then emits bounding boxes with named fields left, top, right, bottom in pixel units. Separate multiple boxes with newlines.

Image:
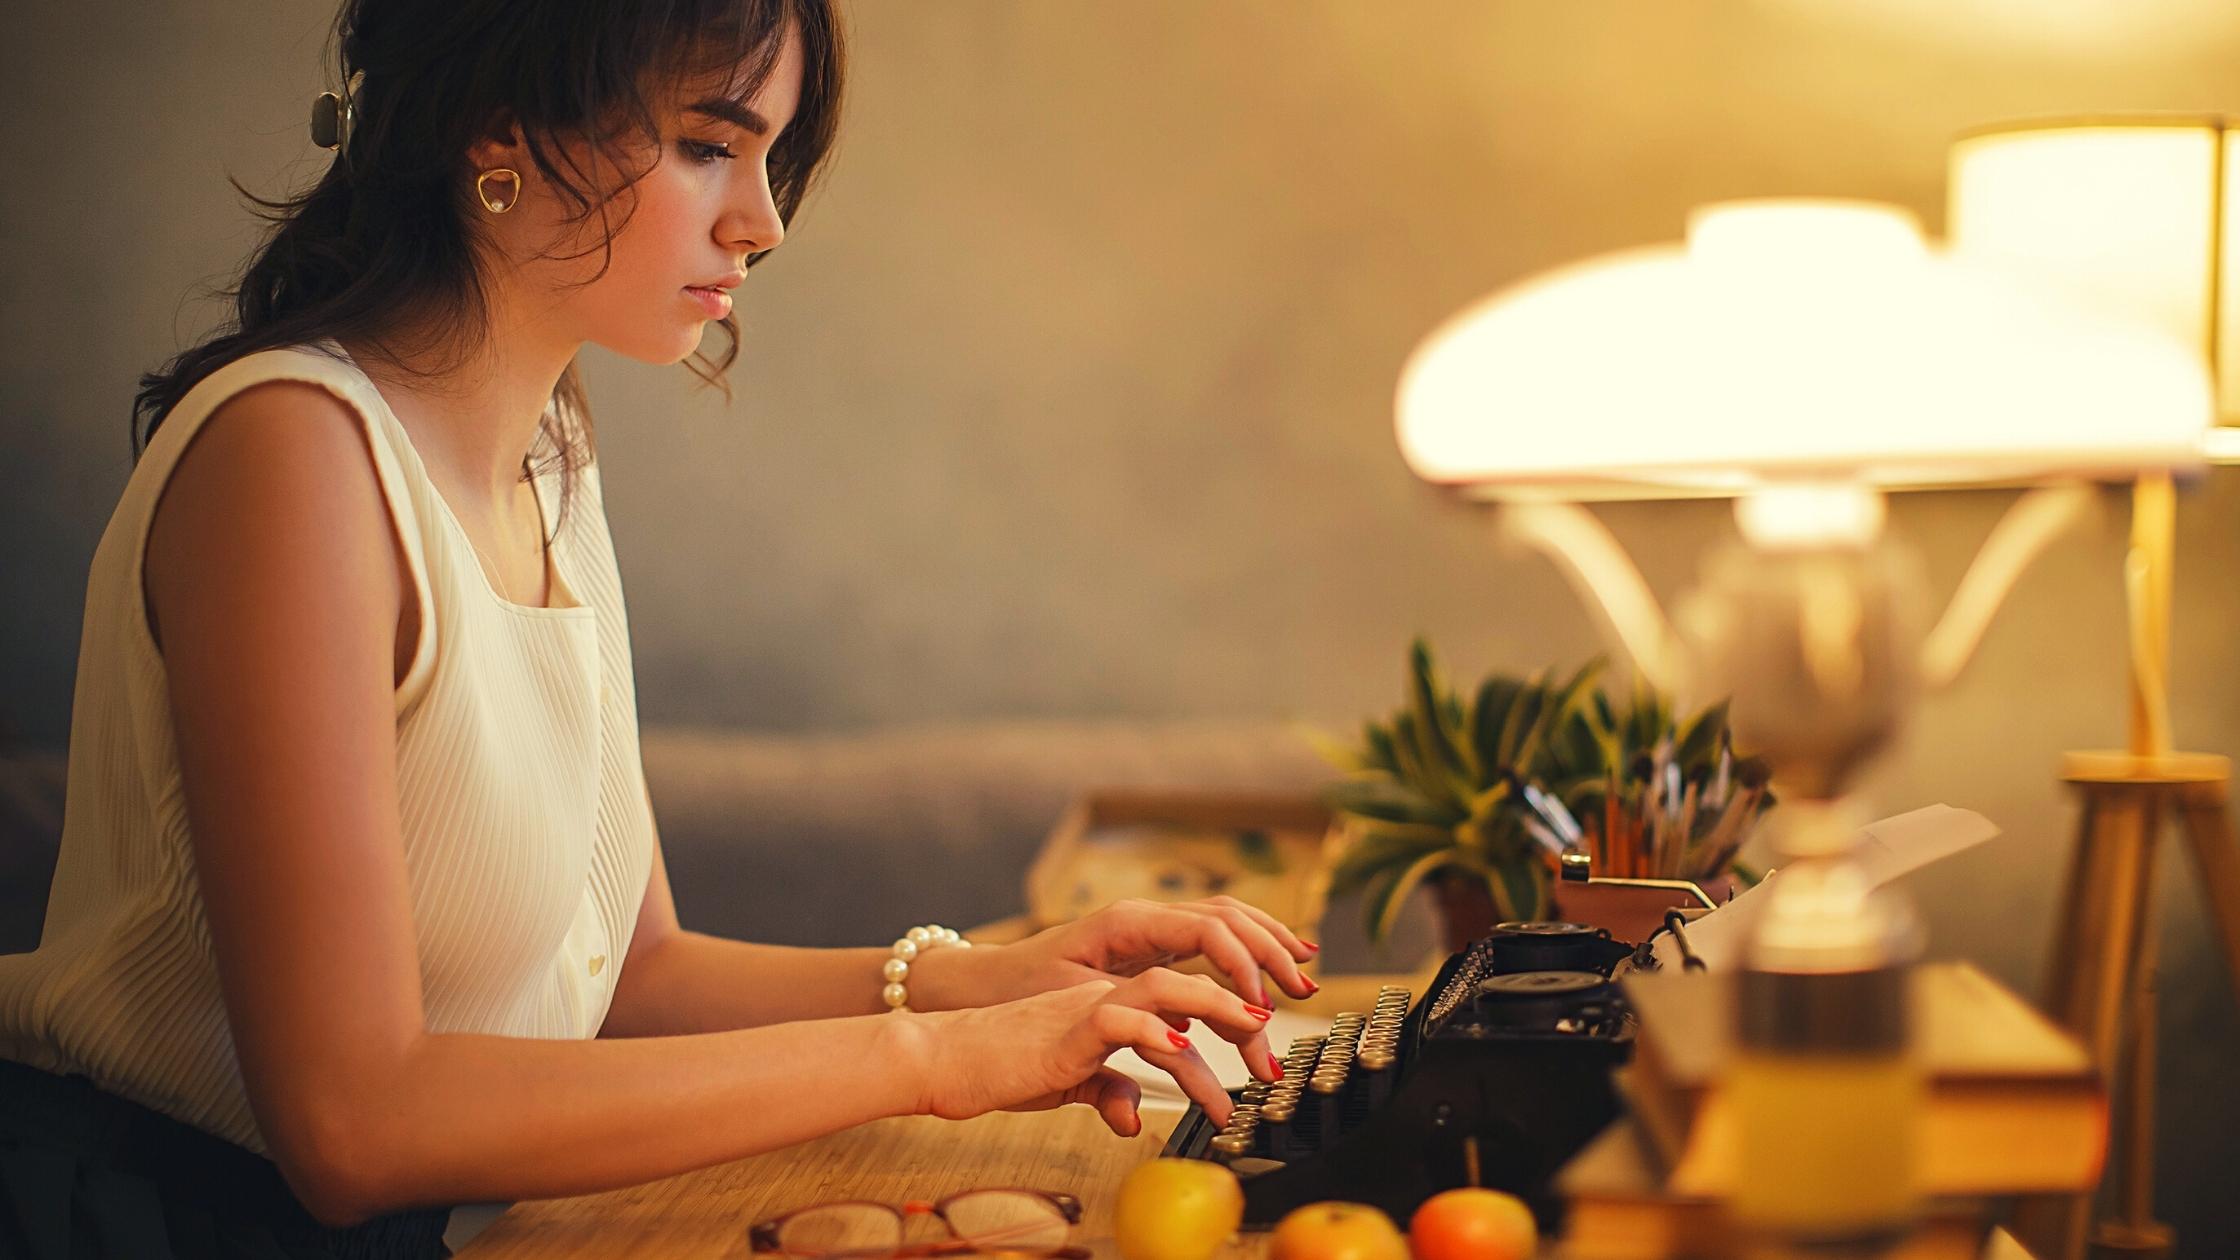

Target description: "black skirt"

left=0, top=1057, right=453, bottom=1259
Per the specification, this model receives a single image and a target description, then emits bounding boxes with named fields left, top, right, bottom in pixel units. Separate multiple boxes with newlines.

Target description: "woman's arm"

left=142, top=385, right=929, bottom=1224
left=597, top=827, right=987, bottom=1036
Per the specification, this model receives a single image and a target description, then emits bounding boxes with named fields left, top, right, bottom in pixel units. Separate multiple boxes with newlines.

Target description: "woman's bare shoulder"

left=143, top=378, right=410, bottom=660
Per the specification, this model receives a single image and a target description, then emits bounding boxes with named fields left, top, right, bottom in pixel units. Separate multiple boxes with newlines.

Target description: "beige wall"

left=4, top=2, right=2237, bottom=1250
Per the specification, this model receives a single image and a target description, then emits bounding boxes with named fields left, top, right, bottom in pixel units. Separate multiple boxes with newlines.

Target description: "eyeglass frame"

left=748, top=1187, right=1086, bottom=1257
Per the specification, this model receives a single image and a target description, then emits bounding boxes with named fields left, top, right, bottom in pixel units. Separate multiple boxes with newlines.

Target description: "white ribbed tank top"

left=0, top=339, right=656, bottom=1153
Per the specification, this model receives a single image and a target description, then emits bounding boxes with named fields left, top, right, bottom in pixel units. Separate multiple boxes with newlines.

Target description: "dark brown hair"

left=132, top=0, right=845, bottom=539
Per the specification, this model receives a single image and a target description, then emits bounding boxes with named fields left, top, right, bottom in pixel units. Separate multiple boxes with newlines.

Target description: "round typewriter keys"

left=1210, top=1097, right=1266, bottom=1160
left=1260, top=1032, right=1325, bottom=1125
left=1308, top=1012, right=1369, bottom=1095
left=1359, top=987, right=1413, bottom=1072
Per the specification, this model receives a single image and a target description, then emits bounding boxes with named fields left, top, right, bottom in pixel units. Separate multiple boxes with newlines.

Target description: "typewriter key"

left=1210, top=1132, right=1253, bottom=1157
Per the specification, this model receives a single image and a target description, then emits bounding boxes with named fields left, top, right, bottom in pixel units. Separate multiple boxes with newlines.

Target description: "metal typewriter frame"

left=1161, top=925, right=1641, bottom=1228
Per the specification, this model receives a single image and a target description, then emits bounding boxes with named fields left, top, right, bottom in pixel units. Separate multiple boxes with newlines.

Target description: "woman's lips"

left=685, top=285, right=732, bottom=319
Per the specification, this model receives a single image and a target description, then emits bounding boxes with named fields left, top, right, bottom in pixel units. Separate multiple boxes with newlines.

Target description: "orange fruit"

left=1407, top=1188, right=1537, bottom=1260
left=1267, top=1201, right=1410, bottom=1260
left=1113, top=1158, right=1244, bottom=1260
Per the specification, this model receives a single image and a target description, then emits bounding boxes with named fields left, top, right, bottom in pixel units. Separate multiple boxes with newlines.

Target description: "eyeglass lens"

left=943, top=1190, right=1071, bottom=1251
left=773, top=1191, right=1070, bottom=1257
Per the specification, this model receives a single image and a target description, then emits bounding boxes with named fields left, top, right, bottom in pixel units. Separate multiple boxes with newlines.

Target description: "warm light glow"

left=1395, top=198, right=2211, bottom=499
left=1949, top=120, right=2240, bottom=426
left=1735, top=483, right=1887, bottom=550
left=1751, top=0, right=2240, bottom=56
left=1687, top=200, right=1926, bottom=272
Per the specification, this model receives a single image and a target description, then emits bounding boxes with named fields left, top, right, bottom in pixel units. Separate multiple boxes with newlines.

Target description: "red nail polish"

left=1164, top=1015, right=1190, bottom=1032
left=1166, top=1030, right=1192, bottom=1051
left=1244, top=1004, right=1272, bottom=1020
left=1268, top=1053, right=1284, bottom=1080
left=1304, top=977, right=1321, bottom=994
left=1302, top=941, right=1321, bottom=953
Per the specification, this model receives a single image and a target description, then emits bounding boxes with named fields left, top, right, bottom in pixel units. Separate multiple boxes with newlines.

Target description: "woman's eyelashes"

left=678, top=138, right=737, bottom=164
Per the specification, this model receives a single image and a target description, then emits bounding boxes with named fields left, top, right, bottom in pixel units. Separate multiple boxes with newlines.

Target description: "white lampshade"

left=1396, top=199, right=2212, bottom=500
left=1949, top=115, right=2240, bottom=460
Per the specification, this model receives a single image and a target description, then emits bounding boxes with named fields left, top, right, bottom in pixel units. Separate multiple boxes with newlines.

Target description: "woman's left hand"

left=915, top=896, right=1320, bottom=1012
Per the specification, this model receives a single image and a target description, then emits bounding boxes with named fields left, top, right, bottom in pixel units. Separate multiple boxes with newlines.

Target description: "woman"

left=0, top=2, right=1314, bottom=1255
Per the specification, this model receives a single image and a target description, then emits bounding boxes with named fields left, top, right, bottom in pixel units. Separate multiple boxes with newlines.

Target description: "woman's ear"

left=465, top=109, right=524, bottom=172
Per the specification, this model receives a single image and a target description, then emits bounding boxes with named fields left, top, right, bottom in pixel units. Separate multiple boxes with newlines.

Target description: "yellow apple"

left=1114, top=1157, right=1245, bottom=1260
left=1267, top=1202, right=1410, bottom=1260
left=1407, top=1187, right=1537, bottom=1260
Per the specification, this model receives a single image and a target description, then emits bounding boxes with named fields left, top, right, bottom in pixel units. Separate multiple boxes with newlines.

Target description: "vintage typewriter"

left=1162, top=920, right=1649, bottom=1227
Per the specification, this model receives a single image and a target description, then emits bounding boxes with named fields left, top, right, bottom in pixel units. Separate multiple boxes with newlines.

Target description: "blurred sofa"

left=0, top=721, right=1431, bottom=970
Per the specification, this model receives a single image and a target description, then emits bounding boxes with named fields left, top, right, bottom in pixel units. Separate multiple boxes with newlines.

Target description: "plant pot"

left=1429, top=872, right=1498, bottom=955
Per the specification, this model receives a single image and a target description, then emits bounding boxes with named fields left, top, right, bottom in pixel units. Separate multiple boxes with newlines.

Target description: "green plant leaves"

left=1326, top=823, right=1456, bottom=897
left=1322, top=639, right=1765, bottom=942
left=1364, top=847, right=1461, bottom=944
left=1674, top=699, right=1729, bottom=769
left=1493, top=855, right=1546, bottom=924
left=1322, top=778, right=1464, bottom=828
left=1407, top=639, right=1477, bottom=794
left=1471, top=675, right=1525, bottom=779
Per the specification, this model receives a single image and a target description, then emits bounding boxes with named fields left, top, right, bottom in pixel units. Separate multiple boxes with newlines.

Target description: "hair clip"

left=311, top=69, right=365, bottom=152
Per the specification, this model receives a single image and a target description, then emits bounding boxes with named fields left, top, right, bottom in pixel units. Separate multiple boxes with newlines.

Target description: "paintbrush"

left=1669, top=780, right=1700, bottom=879
left=1694, top=756, right=1773, bottom=877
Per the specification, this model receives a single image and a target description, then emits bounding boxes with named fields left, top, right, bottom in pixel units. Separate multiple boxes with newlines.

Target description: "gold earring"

left=475, top=168, right=522, bottom=214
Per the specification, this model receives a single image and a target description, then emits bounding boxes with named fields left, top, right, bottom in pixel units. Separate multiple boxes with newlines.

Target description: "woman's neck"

left=340, top=296, right=580, bottom=514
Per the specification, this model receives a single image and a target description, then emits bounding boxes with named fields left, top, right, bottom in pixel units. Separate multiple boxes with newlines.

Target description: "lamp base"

left=2015, top=754, right=2240, bottom=1260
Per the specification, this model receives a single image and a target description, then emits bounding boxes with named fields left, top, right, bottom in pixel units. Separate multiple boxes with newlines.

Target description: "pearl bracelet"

left=882, top=923, right=971, bottom=1012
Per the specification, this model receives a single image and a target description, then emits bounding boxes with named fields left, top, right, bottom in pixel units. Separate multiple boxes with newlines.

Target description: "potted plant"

left=1317, top=639, right=1770, bottom=951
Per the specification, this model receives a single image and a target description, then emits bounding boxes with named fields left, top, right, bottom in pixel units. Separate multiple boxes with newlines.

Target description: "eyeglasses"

left=748, top=1188, right=1084, bottom=1258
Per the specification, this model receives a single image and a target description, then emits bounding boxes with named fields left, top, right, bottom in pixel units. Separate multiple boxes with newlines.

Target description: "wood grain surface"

left=454, top=964, right=2023, bottom=1259
left=456, top=974, right=1433, bottom=1259
left=456, top=1104, right=1193, bottom=1259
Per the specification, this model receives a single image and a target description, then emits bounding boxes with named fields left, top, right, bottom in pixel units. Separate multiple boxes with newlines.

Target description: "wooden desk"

left=457, top=974, right=1435, bottom=1259
left=456, top=1104, right=1188, bottom=1259
left=453, top=967, right=2032, bottom=1260
left=452, top=1100, right=2033, bottom=1260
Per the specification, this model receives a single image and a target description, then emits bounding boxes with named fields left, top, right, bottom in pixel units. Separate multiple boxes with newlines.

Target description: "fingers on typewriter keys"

left=1130, top=968, right=1278, bottom=1081
left=1203, top=895, right=1318, bottom=998
left=1260, top=1034, right=1324, bottom=1125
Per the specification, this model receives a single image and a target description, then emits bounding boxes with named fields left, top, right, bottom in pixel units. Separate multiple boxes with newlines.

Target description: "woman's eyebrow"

left=685, top=96, right=770, bottom=136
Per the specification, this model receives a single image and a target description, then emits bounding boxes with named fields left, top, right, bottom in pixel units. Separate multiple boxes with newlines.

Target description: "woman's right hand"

left=907, top=967, right=1281, bottom=1137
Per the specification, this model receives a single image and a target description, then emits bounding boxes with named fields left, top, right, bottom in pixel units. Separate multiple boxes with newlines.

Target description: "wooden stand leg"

left=2015, top=757, right=2236, bottom=1260
left=2092, top=799, right=2172, bottom=1260
left=2014, top=784, right=2157, bottom=1260
left=2047, top=788, right=2157, bottom=1068
left=2175, top=784, right=2240, bottom=1003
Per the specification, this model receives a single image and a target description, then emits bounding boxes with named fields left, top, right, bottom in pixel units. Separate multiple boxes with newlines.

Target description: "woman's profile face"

left=499, top=32, right=805, bottom=365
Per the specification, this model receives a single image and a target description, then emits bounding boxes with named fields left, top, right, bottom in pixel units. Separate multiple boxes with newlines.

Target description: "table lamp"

left=1395, top=198, right=2210, bottom=1252
left=1949, top=116, right=2240, bottom=1260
